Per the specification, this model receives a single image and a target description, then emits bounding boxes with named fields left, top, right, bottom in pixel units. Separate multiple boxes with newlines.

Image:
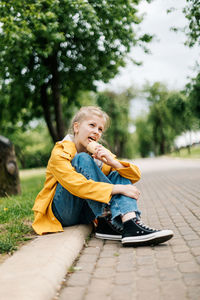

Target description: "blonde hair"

left=69, top=106, right=110, bottom=136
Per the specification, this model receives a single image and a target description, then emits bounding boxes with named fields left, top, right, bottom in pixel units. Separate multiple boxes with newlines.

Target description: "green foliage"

left=135, top=82, right=193, bottom=157
left=135, top=116, right=153, bottom=157
left=182, top=0, right=200, bottom=47
left=1, top=120, right=53, bottom=169
left=0, top=222, right=32, bottom=253
left=169, top=144, right=200, bottom=159
left=0, top=173, right=45, bottom=253
left=169, top=0, right=200, bottom=48
left=97, top=90, right=137, bottom=158
left=0, top=0, right=152, bottom=142
left=185, top=72, right=200, bottom=123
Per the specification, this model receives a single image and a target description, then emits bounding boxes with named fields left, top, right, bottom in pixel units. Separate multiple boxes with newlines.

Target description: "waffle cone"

left=86, top=141, right=107, bottom=163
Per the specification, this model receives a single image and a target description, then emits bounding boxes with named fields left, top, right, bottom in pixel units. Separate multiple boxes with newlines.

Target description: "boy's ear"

left=73, top=122, right=79, bottom=134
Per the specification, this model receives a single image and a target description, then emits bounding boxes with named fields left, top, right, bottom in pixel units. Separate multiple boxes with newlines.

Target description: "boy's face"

left=74, top=114, right=105, bottom=153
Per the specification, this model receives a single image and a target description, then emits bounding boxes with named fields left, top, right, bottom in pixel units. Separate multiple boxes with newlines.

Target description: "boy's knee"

left=72, top=152, right=94, bottom=167
left=108, top=171, right=132, bottom=184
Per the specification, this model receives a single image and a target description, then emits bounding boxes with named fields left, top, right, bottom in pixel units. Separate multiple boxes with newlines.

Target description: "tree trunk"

left=0, top=136, right=21, bottom=197
left=41, top=53, right=66, bottom=143
left=160, top=131, right=165, bottom=155
left=51, top=54, right=66, bottom=140
left=41, top=83, right=58, bottom=143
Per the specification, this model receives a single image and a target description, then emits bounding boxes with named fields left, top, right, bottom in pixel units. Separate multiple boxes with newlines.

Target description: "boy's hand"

left=92, top=144, right=123, bottom=168
left=112, top=184, right=140, bottom=200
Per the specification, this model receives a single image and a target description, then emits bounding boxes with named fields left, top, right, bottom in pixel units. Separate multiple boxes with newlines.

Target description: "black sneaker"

left=95, top=216, right=122, bottom=241
left=122, top=218, right=173, bottom=247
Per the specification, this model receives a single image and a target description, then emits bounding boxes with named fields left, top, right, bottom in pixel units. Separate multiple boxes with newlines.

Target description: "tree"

left=181, top=0, right=200, bottom=128
left=164, top=0, right=200, bottom=154
left=0, top=0, right=152, bottom=142
left=182, top=0, right=200, bottom=47
left=135, top=116, right=152, bottom=157
left=177, top=0, right=200, bottom=130
left=140, top=82, right=188, bottom=156
left=97, top=89, right=135, bottom=158
left=0, top=136, right=21, bottom=197
left=185, top=72, right=200, bottom=123
left=169, top=0, right=200, bottom=48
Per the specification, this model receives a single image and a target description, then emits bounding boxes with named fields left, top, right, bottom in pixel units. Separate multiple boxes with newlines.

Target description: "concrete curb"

left=0, top=224, right=92, bottom=300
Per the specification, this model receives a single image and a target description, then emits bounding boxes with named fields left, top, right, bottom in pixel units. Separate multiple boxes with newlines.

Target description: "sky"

left=98, top=0, right=200, bottom=147
left=97, top=0, right=199, bottom=92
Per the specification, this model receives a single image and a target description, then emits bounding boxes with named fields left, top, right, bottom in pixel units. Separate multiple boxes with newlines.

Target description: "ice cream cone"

left=87, top=141, right=107, bottom=163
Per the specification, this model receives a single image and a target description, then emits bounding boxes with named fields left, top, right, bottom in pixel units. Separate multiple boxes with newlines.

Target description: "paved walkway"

left=56, top=157, right=200, bottom=300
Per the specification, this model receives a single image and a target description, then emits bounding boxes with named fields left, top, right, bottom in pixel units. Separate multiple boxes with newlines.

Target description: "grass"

left=0, top=172, right=45, bottom=254
left=168, top=145, right=200, bottom=159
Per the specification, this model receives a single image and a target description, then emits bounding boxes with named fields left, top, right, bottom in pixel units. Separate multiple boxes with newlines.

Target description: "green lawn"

left=168, top=145, right=200, bottom=159
left=0, top=173, right=45, bottom=254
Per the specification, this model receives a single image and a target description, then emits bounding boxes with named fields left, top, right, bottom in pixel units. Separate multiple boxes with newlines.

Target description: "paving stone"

left=174, top=252, right=194, bottom=262
left=75, top=262, right=95, bottom=273
left=136, top=255, right=155, bottom=266
left=187, top=286, right=200, bottom=300
left=157, top=257, right=176, bottom=268
left=82, top=246, right=101, bottom=255
left=116, top=261, right=136, bottom=272
left=171, top=245, right=190, bottom=253
left=87, top=278, right=113, bottom=294
left=115, top=272, right=134, bottom=285
left=99, top=250, right=119, bottom=258
left=137, top=265, right=158, bottom=277
left=56, top=159, right=200, bottom=300
left=78, top=254, right=98, bottom=264
left=93, top=267, right=116, bottom=279
left=183, top=234, right=199, bottom=241
left=96, top=257, right=117, bottom=268
left=67, top=272, right=91, bottom=287
left=87, top=239, right=104, bottom=248
left=111, top=285, right=133, bottom=300
left=159, top=267, right=182, bottom=281
left=187, top=239, right=200, bottom=248
left=161, top=280, right=187, bottom=299
left=59, top=287, right=85, bottom=300
left=119, top=247, right=134, bottom=254
left=196, top=256, right=200, bottom=265
left=137, top=290, right=160, bottom=300
left=178, top=261, right=200, bottom=273
left=85, top=292, right=111, bottom=300
left=136, top=278, right=159, bottom=291
left=170, top=238, right=188, bottom=246
left=183, top=272, right=200, bottom=286
left=135, top=247, right=155, bottom=256
left=191, top=247, right=200, bottom=256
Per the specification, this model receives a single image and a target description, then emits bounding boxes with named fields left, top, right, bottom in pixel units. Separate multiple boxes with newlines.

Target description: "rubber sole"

left=122, top=230, right=173, bottom=247
left=95, top=233, right=122, bottom=241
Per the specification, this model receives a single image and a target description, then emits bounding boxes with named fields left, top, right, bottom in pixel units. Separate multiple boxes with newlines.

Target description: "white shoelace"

left=136, top=220, right=157, bottom=231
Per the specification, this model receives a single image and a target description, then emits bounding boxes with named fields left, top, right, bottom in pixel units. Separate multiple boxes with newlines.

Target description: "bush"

left=1, top=121, right=54, bottom=169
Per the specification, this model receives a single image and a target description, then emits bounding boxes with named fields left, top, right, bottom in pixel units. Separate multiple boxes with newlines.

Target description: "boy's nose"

left=94, top=127, right=99, bottom=134
left=93, top=128, right=100, bottom=137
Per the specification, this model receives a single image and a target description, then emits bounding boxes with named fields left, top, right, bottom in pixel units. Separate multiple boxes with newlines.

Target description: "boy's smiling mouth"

left=88, top=136, right=96, bottom=142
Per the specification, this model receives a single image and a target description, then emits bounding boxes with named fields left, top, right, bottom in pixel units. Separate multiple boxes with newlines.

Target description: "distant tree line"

left=135, top=81, right=199, bottom=157
left=0, top=0, right=199, bottom=166
left=0, top=0, right=152, bottom=143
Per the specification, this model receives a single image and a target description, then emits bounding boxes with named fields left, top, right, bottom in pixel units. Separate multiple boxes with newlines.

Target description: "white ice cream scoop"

left=86, top=141, right=107, bottom=163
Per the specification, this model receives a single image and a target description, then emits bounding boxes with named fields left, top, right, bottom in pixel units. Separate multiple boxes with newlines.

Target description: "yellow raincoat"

left=32, top=140, right=141, bottom=235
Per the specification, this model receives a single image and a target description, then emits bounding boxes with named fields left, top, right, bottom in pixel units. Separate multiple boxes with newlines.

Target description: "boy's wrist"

left=111, top=184, right=124, bottom=195
left=111, top=160, right=125, bottom=169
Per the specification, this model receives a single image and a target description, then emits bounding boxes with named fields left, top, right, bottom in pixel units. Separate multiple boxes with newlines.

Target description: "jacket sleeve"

left=48, top=146, right=113, bottom=204
left=102, top=159, right=141, bottom=183
left=115, top=160, right=141, bottom=183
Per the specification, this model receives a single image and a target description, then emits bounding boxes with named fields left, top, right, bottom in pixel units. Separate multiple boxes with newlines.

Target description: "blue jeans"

left=52, top=153, right=141, bottom=229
